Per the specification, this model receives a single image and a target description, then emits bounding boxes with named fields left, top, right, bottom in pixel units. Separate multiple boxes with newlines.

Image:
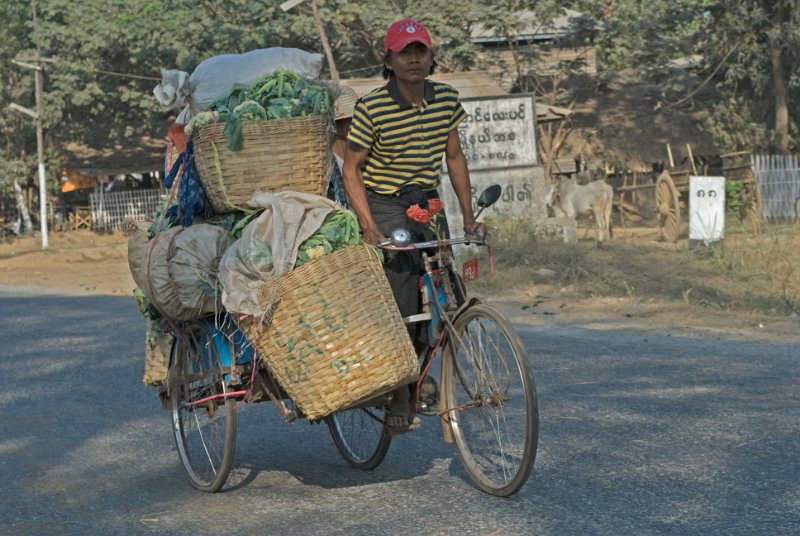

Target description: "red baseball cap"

left=384, top=19, right=432, bottom=52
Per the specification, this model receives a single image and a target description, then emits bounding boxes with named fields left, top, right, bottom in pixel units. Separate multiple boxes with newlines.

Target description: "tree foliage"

left=569, top=0, right=709, bottom=71
left=697, top=0, right=800, bottom=153
left=0, top=0, right=527, bottom=199
left=569, top=0, right=800, bottom=153
left=0, top=0, right=37, bottom=202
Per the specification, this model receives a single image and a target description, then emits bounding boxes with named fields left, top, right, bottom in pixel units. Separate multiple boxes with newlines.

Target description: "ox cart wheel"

left=656, top=171, right=681, bottom=242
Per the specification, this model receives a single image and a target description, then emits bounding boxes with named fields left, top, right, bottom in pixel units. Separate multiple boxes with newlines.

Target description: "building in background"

left=471, top=8, right=597, bottom=92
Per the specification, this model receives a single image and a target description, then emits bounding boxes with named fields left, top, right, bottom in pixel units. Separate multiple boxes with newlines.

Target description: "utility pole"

left=32, top=0, right=48, bottom=250
left=10, top=1, right=49, bottom=248
left=281, top=0, right=339, bottom=84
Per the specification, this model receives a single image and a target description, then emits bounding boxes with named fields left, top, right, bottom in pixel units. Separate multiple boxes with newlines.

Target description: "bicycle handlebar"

left=375, top=181, right=499, bottom=251
left=378, top=234, right=487, bottom=251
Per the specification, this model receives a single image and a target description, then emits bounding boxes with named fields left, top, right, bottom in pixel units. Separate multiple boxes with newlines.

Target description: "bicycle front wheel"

left=442, top=304, right=538, bottom=496
left=169, top=322, right=237, bottom=492
left=326, top=407, right=392, bottom=469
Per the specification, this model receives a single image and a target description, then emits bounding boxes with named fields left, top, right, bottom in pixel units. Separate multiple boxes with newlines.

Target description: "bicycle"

left=328, top=184, right=538, bottom=496
left=163, top=185, right=539, bottom=497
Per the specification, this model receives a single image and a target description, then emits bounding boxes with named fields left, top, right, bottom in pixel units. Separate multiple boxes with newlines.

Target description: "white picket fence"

left=89, top=188, right=166, bottom=230
left=752, top=154, right=800, bottom=222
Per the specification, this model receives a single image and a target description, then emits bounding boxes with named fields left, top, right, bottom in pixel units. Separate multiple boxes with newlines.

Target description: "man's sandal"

left=385, top=402, right=421, bottom=436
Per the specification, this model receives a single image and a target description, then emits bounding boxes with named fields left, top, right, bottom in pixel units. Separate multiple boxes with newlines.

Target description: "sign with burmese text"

left=689, top=175, right=726, bottom=244
left=454, top=94, right=538, bottom=171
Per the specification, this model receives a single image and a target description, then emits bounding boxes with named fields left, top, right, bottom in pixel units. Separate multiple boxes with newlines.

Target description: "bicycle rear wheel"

left=169, top=321, right=237, bottom=492
left=326, top=407, right=391, bottom=469
left=442, top=304, right=538, bottom=496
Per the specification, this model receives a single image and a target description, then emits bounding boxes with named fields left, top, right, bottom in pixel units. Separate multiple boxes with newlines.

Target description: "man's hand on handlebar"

left=360, top=222, right=386, bottom=245
left=464, top=221, right=487, bottom=242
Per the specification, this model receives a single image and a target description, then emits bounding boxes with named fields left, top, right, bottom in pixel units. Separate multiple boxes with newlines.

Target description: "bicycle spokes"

left=443, top=305, right=538, bottom=496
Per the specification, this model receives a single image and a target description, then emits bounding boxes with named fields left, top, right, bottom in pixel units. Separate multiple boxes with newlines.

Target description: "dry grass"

left=471, top=216, right=800, bottom=317
left=706, top=222, right=800, bottom=314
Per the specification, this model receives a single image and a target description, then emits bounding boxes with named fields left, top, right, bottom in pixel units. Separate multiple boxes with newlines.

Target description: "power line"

left=16, top=55, right=383, bottom=81
left=92, top=68, right=161, bottom=81
left=15, top=57, right=161, bottom=81
left=338, top=63, right=383, bottom=76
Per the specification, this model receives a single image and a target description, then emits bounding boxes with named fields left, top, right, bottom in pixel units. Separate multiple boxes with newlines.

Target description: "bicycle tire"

left=326, top=407, right=392, bottom=469
left=442, top=304, right=538, bottom=496
left=169, top=321, right=237, bottom=492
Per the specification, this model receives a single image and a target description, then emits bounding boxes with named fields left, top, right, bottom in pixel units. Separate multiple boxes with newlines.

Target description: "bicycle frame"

left=382, top=236, right=491, bottom=443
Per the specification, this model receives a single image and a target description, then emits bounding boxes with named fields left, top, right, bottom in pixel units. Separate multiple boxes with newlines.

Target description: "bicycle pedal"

left=418, top=402, right=440, bottom=416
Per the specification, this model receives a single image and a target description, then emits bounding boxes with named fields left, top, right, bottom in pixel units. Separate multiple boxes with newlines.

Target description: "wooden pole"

left=310, top=0, right=339, bottom=83
left=282, top=0, right=339, bottom=84
left=686, top=143, right=698, bottom=175
left=666, top=144, right=675, bottom=169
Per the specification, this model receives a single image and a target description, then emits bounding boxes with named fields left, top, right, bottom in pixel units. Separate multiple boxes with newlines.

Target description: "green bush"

left=725, top=180, right=745, bottom=219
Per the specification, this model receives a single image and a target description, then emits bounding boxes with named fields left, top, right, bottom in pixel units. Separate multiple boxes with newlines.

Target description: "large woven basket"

left=143, top=326, right=173, bottom=386
left=192, top=114, right=333, bottom=214
left=239, top=245, right=419, bottom=420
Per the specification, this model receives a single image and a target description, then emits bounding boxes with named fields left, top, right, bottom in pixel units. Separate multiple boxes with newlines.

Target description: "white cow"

left=546, top=176, right=614, bottom=242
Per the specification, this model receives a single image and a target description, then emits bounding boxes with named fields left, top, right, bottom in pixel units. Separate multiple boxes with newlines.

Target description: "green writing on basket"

left=280, top=300, right=374, bottom=383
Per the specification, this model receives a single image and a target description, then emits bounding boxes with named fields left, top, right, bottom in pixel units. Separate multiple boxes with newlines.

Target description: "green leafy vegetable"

left=295, top=209, right=360, bottom=267
left=202, top=69, right=332, bottom=151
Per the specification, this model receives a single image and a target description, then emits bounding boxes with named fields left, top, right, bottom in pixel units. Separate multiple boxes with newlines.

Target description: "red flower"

left=406, top=204, right=431, bottom=223
left=428, top=198, right=445, bottom=214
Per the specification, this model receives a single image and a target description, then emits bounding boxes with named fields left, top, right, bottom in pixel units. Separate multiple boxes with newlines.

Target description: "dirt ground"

left=1, top=228, right=797, bottom=344
left=0, top=230, right=135, bottom=296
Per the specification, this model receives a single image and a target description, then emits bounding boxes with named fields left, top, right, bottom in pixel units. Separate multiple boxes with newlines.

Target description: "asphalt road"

left=1, top=285, right=798, bottom=536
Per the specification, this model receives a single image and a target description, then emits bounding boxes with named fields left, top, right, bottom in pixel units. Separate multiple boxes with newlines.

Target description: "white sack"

left=218, top=191, right=337, bottom=316
left=153, top=48, right=324, bottom=123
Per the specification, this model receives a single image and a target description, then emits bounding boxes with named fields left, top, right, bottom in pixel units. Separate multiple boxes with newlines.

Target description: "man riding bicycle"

left=342, top=18, right=485, bottom=433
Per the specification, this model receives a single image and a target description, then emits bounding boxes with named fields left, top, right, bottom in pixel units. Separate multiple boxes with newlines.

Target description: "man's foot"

left=385, top=400, right=421, bottom=435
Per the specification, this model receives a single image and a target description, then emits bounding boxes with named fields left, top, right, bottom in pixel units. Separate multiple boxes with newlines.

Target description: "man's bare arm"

left=444, top=129, right=478, bottom=231
left=342, top=141, right=384, bottom=244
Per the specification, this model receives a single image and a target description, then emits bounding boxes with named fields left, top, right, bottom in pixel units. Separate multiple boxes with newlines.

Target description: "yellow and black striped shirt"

left=348, top=78, right=466, bottom=194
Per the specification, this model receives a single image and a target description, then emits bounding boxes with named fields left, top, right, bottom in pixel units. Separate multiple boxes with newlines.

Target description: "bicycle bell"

left=390, top=228, right=412, bottom=247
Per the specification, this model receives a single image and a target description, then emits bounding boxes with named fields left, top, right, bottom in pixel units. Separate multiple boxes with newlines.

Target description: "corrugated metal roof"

left=340, top=71, right=507, bottom=98
left=470, top=8, right=584, bottom=43
left=341, top=73, right=571, bottom=124
left=62, top=136, right=166, bottom=177
left=62, top=71, right=561, bottom=175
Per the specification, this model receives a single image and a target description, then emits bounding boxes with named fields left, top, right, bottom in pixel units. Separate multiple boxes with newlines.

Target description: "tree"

left=0, top=0, right=37, bottom=219
left=0, top=0, right=310, bottom=206
left=3, top=0, right=483, bottom=156
left=567, top=1, right=800, bottom=154
left=569, top=0, right=707, bottom=72
left=700, top=0, right=800, bottom=154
